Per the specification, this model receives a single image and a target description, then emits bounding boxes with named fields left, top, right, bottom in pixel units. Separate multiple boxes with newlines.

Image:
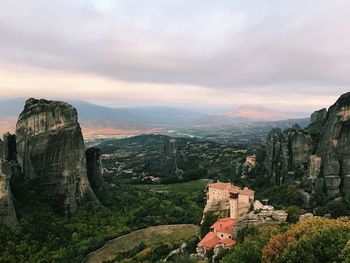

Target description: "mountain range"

left=0, top=98, right=309, bottom=137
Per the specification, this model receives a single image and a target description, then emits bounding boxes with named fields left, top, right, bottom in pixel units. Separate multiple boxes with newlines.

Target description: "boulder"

left=254, top=200, right=263, bottom=210
left=299, top=213, right=313, bottom=221
left=271, top=210, right=288, bottom=222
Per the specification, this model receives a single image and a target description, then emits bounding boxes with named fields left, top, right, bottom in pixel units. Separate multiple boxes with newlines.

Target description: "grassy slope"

left=83, top=224, right=200, bottom=263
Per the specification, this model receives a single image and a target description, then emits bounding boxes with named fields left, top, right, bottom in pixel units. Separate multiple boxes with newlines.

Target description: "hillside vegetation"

left=83, top=224, right=200, bottom=263
left=221, top=217, right=350, bottom=263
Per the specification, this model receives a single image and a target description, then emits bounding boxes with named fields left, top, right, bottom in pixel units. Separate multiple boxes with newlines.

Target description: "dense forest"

left=2, top=134, right=350, bottom=262
left=0, top=179, right=203, bottom=263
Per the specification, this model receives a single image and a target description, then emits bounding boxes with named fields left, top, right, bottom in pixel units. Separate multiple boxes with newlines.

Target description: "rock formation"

left=15, top=98, right=99, bottom=216
left=308, top=108, right=327, bottom=136
left=265, top=128, right=283, bottom=184
left=307, top=155, right=321, bottom=185
left=0, top=139, right=3, bottom=159
left=241, top=154, right=257, bottom=178
left=0, top=159, right=18, bottom=226
left=3, top=133, right=17, bottom=161
left=299, top=213, right=313, bottom=221
left=233, top=205, right=287, bottom=237
left=265, top=92, right=350, bottom=201
left=163, top=138, right=184, bottom=178
left=316, top=92, right=350, bottom=199
left=265, top=125, right=314, bottom=184
left=0, top=133, right=19, bottom=226
left=86, top=147, right=109, bottom=195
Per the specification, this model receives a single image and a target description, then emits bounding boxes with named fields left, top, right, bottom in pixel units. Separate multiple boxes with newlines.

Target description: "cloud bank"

left=0, top=0, right=349, bottom=111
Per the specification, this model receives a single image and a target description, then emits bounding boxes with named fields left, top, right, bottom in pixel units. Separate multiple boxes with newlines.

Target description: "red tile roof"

left=239, top=187, right=255, bottom=196
left=211, top=218, right=237, bottom=234
left=198, top=232, right=221, bottom=250
left=198, top=231, right=237, bottom=250
left=208, top=182, right=254, bottom=196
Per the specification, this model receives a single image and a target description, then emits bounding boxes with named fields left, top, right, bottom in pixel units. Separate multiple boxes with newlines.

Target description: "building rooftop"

left=211, top=218, right=237, bottom=234
left=208, top=182, right=254, bottom=196
left=198, top=232, right=221, bottom=250
left=240, top=187, right=255, bottom=196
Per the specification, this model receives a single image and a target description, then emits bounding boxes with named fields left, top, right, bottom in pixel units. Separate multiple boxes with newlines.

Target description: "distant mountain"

left=223, top=105, right=308, bottom=121
left=0, top=98, right=310, bottom=138
left=124, top=106, right=203, bottom=123
left=0, top=98, right=205, bottom=136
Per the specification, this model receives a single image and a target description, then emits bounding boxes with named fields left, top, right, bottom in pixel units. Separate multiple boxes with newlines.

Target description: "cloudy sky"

left=0, top=0, right=349, bottom=112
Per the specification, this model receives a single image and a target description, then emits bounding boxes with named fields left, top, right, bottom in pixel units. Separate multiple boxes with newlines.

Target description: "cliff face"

left=0, top=139, right=3, bottom=159
left=265, top=92, right=350, bottom=201
left=316, top=93, right=350, bottom=199
left=266, top=128, right=283, bottom=184
left=86, top=147, right=109, bottom=195
left=0, top=160, right=18, bottom=226
left=265, top=126, right=314, bottom=184
left=0, top=133, right=19, bottom=226
left=16, top=98, right=99, bottom=216
left=3, top=133, right=17, bottom=161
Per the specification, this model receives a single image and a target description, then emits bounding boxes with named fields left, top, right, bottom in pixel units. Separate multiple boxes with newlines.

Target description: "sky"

left=0, top=0, right=349, bottom=112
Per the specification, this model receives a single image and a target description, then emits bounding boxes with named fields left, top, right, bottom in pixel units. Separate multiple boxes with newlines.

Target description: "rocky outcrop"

left=241, top=155, right=257, bottom=178
left=233, top=206, right=287, bottom=237
left=281, top=124, right=314, bottom=181
left=15, top=98, right=99, bottom=216
left=0, top=159, right=18, bottom=226
left=266, top=125, right=315, bottom=184
left=265, top=128, right=283, bottom=184
left=299, top=213, right=313, bottom=221
left=265, top=92, right=350, bottom=201
left=307, top=155, right=321, bottom=185
left=86, top=147, right=108, bottom=195
left=163, top=138, right=184, bottom=178
left=316, top=92, right=350, bottom=199
left=308, top=108, right=327, bottom=136
left=0, top=139, right=3, bottom=159
left=3, top=133, right=17, bottom=161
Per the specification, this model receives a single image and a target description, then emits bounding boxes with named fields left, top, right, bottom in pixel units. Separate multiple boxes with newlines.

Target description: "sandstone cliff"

left=16, top=98, right=99, bottom=216
left=265, top=92, right=350, bottom=201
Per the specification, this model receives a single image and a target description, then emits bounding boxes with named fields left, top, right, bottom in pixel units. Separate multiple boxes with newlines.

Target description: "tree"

left=262, top=217, right=350, bottom=263
left=200, top=212, right=217, bottom=238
